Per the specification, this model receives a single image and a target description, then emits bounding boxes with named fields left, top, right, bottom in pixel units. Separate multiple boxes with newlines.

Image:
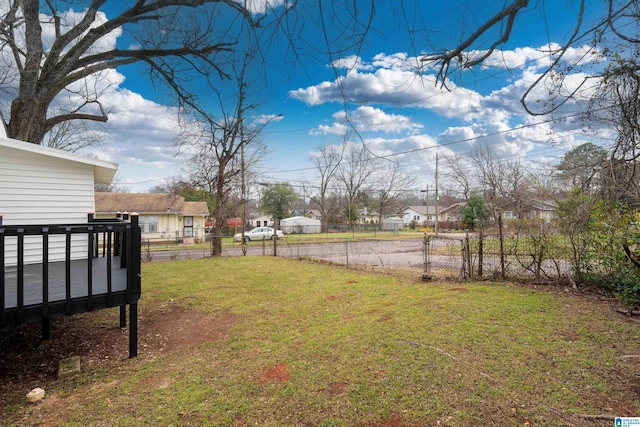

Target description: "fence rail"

left=148, top=230, right=574, bottom=283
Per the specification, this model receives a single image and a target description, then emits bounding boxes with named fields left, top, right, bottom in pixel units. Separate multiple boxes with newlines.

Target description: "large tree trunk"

left=8, top=0, right=46, bottom=144
left=8, top=98, right=48, bottom=143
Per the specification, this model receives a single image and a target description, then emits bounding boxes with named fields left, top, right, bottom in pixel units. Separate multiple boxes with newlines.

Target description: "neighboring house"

left=498, top=199, right=557, bottom=222
left=248, top=212, right=273, bottom=228
left=280, top=216, right=321, bottom=234
left=399, top=206, right=437, bottom=226
left=523, top=199, right=557, bottom=222
left=358, top=207, right=379, bottom=225
left=306, top=209, right=323, bottom=221
left=438, top=203, right=464, bottom=222
left=0, top=136, right=117, bottom=265
left=94, top=192, right=209, bottom=243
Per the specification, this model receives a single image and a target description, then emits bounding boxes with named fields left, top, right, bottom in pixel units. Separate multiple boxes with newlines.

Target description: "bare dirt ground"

left=0, top=303, right=238, bottom=426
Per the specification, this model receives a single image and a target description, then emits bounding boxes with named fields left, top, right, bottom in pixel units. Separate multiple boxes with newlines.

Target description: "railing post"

left=42, top=227, right=50, bottom=318
left=17, top=228, right=24, bottom=322
left=120, top=212, right=129, bottom=266
left=0, top=222, right=4, bottom=325
left=65, top=226, right=72, bottom=314
left=127, top=213, right=141, bottom=358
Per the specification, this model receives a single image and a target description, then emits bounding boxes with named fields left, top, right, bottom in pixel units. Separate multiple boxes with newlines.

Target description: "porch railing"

left=0, top=212, right=142, bottom=357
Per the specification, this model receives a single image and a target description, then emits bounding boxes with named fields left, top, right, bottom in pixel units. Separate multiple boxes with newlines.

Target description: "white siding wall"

left=1, top=146, right=95, bottom=265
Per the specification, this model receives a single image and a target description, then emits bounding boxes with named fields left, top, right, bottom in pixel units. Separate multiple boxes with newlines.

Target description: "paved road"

left=146, top=239, right=436, bottom=271
left=145, top=237, right=569, bottom=278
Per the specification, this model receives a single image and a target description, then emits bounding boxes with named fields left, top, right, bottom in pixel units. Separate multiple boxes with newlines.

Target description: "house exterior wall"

left=1, top=145, right=96, bottom=265
left=401, top=208, right=424, bottom=225
left=95, top=212, right=180, bottom=240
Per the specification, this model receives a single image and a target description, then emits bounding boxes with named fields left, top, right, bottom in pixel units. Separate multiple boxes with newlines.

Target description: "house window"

left=503, top=211, right=516, bottom=219
left=413, top=215, right=420, bottom=221
left=139, top=215, right=159, bottom=233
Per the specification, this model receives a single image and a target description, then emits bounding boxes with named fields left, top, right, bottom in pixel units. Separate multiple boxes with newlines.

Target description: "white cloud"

left=252, top=114, right=284, bottom=125
left=331, top=55, right=373, bottom=71
left=289, top=68, right=482, bottom=120
left=468, top=43, right=603, bottom=71
left=312, top=106, right=423, bottom=136
left=239, top=0, right=289, bottom=14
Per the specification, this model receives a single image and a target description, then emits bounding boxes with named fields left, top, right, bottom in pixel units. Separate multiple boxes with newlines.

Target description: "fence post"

left=478, top=230, right=483, bottom=277
left=498, top=214, right=505, bottom=279
left=345, top=239, right=349, bottom=269
left=423, top=234, right=432, bottom=280
left=465, top=230, right=472, bottom=278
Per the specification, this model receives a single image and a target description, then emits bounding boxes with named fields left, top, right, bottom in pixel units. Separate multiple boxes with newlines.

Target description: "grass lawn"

left=1, top=257, right=639, bottom=426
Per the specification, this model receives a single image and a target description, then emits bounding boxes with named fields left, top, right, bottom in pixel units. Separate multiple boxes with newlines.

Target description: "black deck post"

left=42, top=318, right=51, bottom=341
left=120, top=306, right=126, bottom=328
left=0, top=218, right=4, bottom=326
left=127, top=214, right=141, bottom=358
left=129, top=303, right=138, bottom=358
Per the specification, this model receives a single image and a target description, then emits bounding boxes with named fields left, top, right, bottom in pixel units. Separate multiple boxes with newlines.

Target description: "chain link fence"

left=275, top=237, right=426, bottom=274
left=146, top=229, right=574, bottom=283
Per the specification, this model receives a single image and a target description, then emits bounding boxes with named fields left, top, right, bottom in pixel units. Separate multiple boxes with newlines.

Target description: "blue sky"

left=53, top=1, right=613, bottom=194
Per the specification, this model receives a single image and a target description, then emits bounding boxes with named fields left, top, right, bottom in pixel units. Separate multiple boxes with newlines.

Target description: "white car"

left=233, top=227, right=284, bottom=242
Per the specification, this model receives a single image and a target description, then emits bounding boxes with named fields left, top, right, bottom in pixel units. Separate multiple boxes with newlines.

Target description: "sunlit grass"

left=4, top=257, right=640, bottom=426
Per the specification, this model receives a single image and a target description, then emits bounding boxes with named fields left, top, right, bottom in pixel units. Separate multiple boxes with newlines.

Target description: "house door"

left=183, top=216, right=194, bottom=237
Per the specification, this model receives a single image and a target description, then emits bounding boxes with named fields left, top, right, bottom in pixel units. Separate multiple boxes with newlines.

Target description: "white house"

left=0, top=137, right=117, bottom=265
left=248, top=213, right=274, bottom=228
left=399, top=206, right=437, bottom=226
left=280, top=216, right=321, bottom=234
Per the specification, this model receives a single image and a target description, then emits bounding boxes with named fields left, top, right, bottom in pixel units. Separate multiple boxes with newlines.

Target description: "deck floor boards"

left=3, top=256, right=127, bottom=309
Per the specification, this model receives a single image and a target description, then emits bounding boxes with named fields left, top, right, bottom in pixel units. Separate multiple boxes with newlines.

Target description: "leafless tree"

left=373, top=161, right=417, bottom=225
left=469, top=145, right=510, bottom=219
left=177, top=54, right=275, bottom=255
left=0, top=1, right=277, bottom=145
left=336, top=142, right=378, bottom=229
left=94, top=175, right=127, bottom=193
left=306, top=141, right=345, bottom=233
left=42, top=118, right=105, bottom=152
left=442, top=153, right=473, bottom=201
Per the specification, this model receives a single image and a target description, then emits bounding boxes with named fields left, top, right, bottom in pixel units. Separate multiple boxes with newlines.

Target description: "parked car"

left=233, top=227, right=284, bottom=242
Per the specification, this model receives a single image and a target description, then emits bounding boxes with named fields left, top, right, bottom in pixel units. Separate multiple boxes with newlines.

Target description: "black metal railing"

left=0, top=213, right=141, bottom=356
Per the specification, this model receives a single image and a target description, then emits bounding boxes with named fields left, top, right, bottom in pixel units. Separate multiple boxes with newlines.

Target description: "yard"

left=1, top=256, right=639, bottom=426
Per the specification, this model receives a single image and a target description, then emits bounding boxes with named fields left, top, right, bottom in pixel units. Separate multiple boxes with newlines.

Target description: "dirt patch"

left=261, top=363, right=290, bottom=382
left=328, top=381, right=347, bottom=395
left=326, top=295, right=338, bottom=301
left=0, top=303, right=238, bottom=412
left=449, top=287, right=468, bottom=292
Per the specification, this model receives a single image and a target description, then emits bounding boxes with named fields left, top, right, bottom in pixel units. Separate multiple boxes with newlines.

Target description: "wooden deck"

left=3, top=255, right=128, bottom=322
left=1, top=214, right=141, bottom=357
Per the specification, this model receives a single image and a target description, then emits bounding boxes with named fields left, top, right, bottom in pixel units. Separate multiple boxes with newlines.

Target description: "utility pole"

left=435, top=153, right=439, bottom=235
left=421, top=184, right=429, bottom=231
left=239, top=76, right=247, bottom=256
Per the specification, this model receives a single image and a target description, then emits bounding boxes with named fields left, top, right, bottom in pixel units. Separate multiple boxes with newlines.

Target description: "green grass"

left=3, top=257, right=640, bottom=426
